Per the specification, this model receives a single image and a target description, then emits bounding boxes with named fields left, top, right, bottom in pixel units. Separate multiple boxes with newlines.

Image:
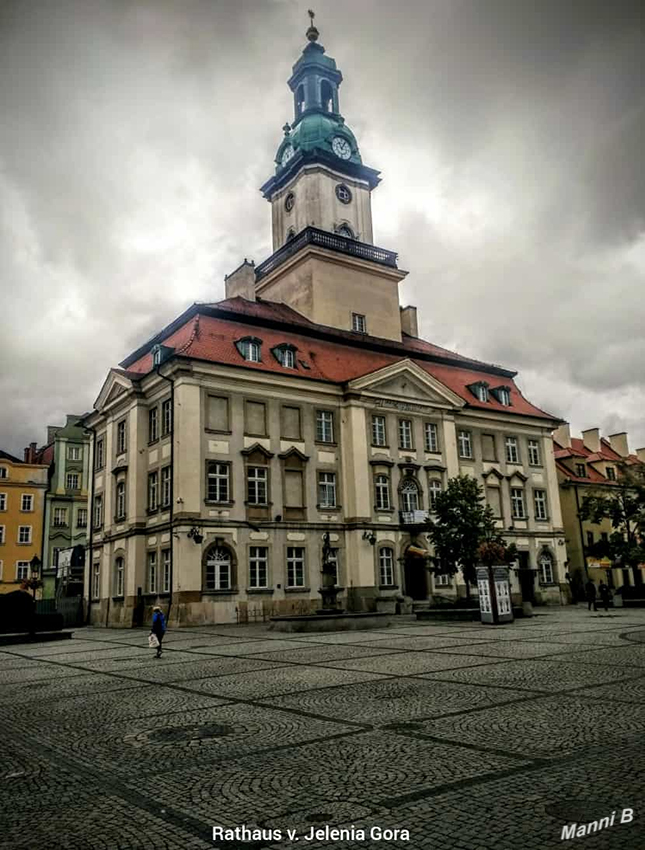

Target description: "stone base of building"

left=268, top=612, right=392, bottom=633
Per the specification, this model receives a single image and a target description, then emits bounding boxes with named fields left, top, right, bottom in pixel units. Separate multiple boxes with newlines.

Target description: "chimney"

left=636, top=448, right=645, bottom=464
left=608, top=432, right=630, bottom=457
left=400, top=305, right=418, bottom=337
left=24, top=442, right=37, bottom=463
left=224, top=259, right=256, bottom=302
left=553, top=423, right=571, bottom=448
left=581, top=428, right=600, bottom=454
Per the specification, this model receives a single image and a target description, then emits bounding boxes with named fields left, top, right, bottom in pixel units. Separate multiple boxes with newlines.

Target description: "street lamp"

left=29, top=554, right=42, bottom=599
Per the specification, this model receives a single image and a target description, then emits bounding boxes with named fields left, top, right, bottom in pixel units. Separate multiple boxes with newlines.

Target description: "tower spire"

left=306, top=9, right=319, bottom=42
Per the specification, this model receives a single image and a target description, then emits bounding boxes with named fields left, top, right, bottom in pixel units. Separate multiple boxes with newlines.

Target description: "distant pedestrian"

left=151, top=606, right=166, bottom=658
left=585, top=579, right=597, bottom=612
left=598, top=581, right=611, bottom=612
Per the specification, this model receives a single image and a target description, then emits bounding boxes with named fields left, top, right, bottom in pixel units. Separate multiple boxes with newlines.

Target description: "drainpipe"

left=84, top=423, right=96, bottom=625
left=573, top=483, right=589, bottom=579
left=155, top=363, right=175, bottom=625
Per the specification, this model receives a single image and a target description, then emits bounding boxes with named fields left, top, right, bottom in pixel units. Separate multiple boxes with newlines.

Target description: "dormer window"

left=492, top=386, right=512, bottom=406
left=236, top=337, right=262, bottom=363
left=152, top=345, right=162, bottom=367
left=469, top=382, right=489, bottom=403
left=575, top=463, right=587, bottom=478
left=606, top=466, right=616, bottom=481
left=272, top=344, right=297, bottom=369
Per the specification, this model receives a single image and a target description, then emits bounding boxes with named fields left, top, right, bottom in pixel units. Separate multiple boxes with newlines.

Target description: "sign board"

left=477, top=565, right=514, bottom=625
left=56, top=548, right=74, bottom=579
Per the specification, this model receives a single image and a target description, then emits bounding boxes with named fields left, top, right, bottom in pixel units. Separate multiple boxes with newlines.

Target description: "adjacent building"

left=83, top=21, right=567, bottom=627
left=0, top=450, right=48, bottom=594
left=553, top=425, right=645, bottom=590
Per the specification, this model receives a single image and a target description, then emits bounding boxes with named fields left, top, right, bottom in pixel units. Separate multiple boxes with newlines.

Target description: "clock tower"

left=260, top=13, right=380, bottom=251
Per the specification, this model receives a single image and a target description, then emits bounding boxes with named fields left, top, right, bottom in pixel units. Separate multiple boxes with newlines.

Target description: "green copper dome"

left=275, top=113, right=361, bottom=172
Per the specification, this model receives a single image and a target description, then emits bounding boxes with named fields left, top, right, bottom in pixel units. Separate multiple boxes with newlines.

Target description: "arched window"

left=400, top=479, right=420, bottom=513
left=428, top=479, right=442, bottom=510
left=379, top=547, right=395, bottom=586
left=321, top=80, right=334, bottom=113
left=539, top=551, right=554, bottom=584
left=114, top=556, right=124, bottom=596
left=336, top=224, right=354, bottom=239
left=236, top=337, right=262, bottom=363
left=296, top=84, right=306, bottom=115
left=204, top=545, right=233, bottom=591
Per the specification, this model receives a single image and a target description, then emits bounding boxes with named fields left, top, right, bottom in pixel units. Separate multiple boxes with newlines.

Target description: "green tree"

left=579, top=463, right=645, bottom=587
left=427, top=475, right=503, bottom=598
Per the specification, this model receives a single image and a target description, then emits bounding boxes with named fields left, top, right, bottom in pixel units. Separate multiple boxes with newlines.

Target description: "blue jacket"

left=151, top=610, right=166, bottom=636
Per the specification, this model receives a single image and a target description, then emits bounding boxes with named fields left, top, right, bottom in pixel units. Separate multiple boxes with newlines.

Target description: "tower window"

left=335, top=184, right=352, bottom=204
left=296, top=84, right=305, bottom=115
left=337, top=224, right=355, bottom=239
left=321, top=80, right=334, bottom=113
left=284, top=192, right=295, bottom=212
left=351, top=313, right=367, bottom=333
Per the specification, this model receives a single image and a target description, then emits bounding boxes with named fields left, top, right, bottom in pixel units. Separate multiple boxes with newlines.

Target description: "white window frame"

left=372, top=415, right=387, bottom=446
left=162, top=398, right=172, bottom=436
left=53, top=507, right=68, bottom=527
left=161, top=549, right=171, bottom=593
left=205, top=546, right=232, bottom=591
left=208, top=463, right=230, bottom=503
left=116, top=420, right=127, bottom=455
left=77, top=508, right=88, bottom=528
left=379, top=547, right=395, bottom=586
left=533, top=489, right=548, bottom=521
left=249, top=546, right=268, bottom=589
left=424, top=422, right=439, bottom=453
left=115, top=481, right=126, bottom=520
left=399, top=419, right=413, bottom=450
left=527, top=439, right=541, bottom=466
left=21, top=494, right=34, bottom=512
left=505, top=436, right=520, bottom=464
left=95, top=438, right=105, bottom=470
left=497, top=387, right=511, bottom=406
left=242, top=339, right=261, bottom=363
left=400, top=479, right=420, bottom=513
left=511, top=488, right=526, bottom=519
left=68, top=446, right=81, bottom=461
left=147, top=551, right=157, bottom=594
left=351, top=312, right=367, bottom=333
left=282, top=348, right=296, bottom=369
left=375, top=474, right=391, bottom=510
left=161, top=466, right=171, bottom=508
left=435, top=572, right=451, bottom=587
left=115, top=557, right=125, bottom=597
left=428, top=478, right=443, bottom=511
left=18, top=526, right=32, bottom=545
left=316, top=410, right=334, bottom=443
left=66, top=472, right=80, bottom=490
left=92, top=562, right=100, bottom=599
left=93, top=495, right=103, bottom=528
left=458, top=430, right=473, bottom=459
left=17, top=561, right=30, bottom=581
left=318, top=472, right=337, bottom=508
left=148, top=407, right=159, bottom=443
left=539, top=552, right=554, bottom=584
left=246, top=466, right=268, bottom=505
left=148, top=471, right=158, bottom=511
left=287, top=546, right=306, bottom=588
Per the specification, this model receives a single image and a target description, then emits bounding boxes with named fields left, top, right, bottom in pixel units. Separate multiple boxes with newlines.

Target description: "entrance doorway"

left=404, top=551, right=428, bottom=600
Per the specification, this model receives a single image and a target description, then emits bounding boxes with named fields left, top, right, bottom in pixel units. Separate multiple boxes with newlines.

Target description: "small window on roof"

left=606, top=466, right=616, bottom=480
left=236, top=337, right=262, bottom=363
left=493, top=386, right=512, bottom=406
left=469, top=382, right=489, bottom=402
left=272, top=344, right=297, bottom=369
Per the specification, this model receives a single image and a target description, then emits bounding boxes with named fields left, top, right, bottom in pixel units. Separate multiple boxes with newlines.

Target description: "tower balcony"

left=255, top=226, right=398, bottom=281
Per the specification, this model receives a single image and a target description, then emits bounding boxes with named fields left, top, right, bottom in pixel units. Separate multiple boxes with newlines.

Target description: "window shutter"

left=208, top=396, right=229, bottom=431
left=245, top=401, right=266, bottom=435
left=284, top=470, right=303, bottom=507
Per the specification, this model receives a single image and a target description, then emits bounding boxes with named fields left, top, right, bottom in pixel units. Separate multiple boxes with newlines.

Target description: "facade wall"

left=0, top=459, right=48, bottom=594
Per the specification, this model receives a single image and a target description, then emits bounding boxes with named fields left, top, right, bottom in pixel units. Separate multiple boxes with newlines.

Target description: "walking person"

left=151, top=605, right=166, bottom=658
left=598, top=581, right=611, bottom=612
left=585, top=578, right=597, bottom=613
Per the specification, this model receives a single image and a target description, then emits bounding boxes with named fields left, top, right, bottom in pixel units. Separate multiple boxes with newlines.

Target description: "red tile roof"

left=123, top=297, right=559, bottom=422
left=552, top=435, right=641, bottom=485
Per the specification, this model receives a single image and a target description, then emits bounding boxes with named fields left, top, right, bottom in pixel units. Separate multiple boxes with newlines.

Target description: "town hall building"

left=83, top=19, right=566, bottom=626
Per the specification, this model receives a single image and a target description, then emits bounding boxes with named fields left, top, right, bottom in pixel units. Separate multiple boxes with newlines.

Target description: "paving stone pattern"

left=1, top=607, right=645, bottom=849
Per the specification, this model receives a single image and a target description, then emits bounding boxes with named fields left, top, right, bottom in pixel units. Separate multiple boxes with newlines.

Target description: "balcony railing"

left=399, top=509, right=430, bottom=526
left=255, top=227, right=398, bottom=281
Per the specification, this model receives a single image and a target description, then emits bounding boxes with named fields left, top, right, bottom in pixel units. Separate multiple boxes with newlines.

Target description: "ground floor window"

left=287, top=547, right=306, bottom=588
left=16, top=561, right=29, bottom=582
left=205, top=546, right=232, bottom=591
left=379, top=547, right=395, bottom=586
left=539, top=552, right=554, bottom=584
left=162, top=549, right=171, bottom=593
left=91, top=562, right=100, bottom=598
left=147, top=551, right=157, bottom=593
left=115, top=557, right=124, bottom=596
left=434, top=572, right=451, bottom=587
left=249, top=546, right=268, bottom=588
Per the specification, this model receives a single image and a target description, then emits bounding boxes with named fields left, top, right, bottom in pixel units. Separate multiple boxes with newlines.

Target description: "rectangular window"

left=318, top=472, right=337, bottom=508
left=511, top=488, right=526, bottom=519
left=92, top=562, right=100, bottom=598
left=606, top=466, right=616, bottom=481
left=161, top=466, right=171, bottom=507
left=586, top=531, right=594, bottom=547
left=116, top=420, right=127, bottom=455
left=281, top=406, right=301, bottom=440
left=372, top=415, right=387, bottom=446
left=481, top=434, right=497, bottom=461
left=375, top=474, right=391, bottom=510
left=428, top=479, right=443, bottom=510
left=66, top=473, right=80, bottom=490
left=93, top=495, right=103, bottom=528
left=17, top=561, right=30, bottom=581
left=539, top=556, right=554, bottom=585
left=18, top=526, right=32, bottom=544
left=458, top=430, right=473, bottom=459
left=205, top=549, right=231, bottom=590
left=115, top=482, right=126, bottom=520
left=424, top=422, right=439, bottom=453
left=162, top=398, right=172, bottom=436
left=245, top=400, right=267, bottom=436
left=399, top=419, right=413, bottom=450
left=0, top=527, right=4, bottom=544
left=148, top=407, right=158, bottom=443
left=316, top=410, right=334, bottom=443
left=77, top=508, right=88, bottom=528
left=486, top=487, right=502, bottom=519
left=147, top=551, right=157, bottom=594
left=54, top=507, right=68, bottom=527
left=148, top=471, right=158, bottom=511
left=21, top=494, right=34, bottom=512
left=207, top=396, right=229, bottom=432
left=249, top=546, right=268, bottom=588
left=575, top=463, right=587, bottom=478
left=247, top=467, right=268, bottom=505
left=534, top=489, right=548, bottom=521
left=435, top=573, right=451, bottom=587
left=207, top=463, right=230, bottom=503
left=287, top=547, right=306, bottom=587
left=161, top=549, right=171, bottom=593
left=527, top=439, right=541, bottom=466
left=505, top=436, right=520, bottom=464
left=115, top=557, right=124, bottom=597
left=0, top=468, right=7, bottom=479
left=0, top=494, right=6, bottom=511
left=352, top=312, right=367, bottom=333
left=284, top=469, right=304, bottom=508
left=95, top=438, right=105, bottom=470
left=379, top=548, right=395, bottom=586
left=68, top=446, right=81, bottom=461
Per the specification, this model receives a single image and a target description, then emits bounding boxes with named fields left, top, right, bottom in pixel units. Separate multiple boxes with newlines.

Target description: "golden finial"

left=306, top=9, right=319, bottom=42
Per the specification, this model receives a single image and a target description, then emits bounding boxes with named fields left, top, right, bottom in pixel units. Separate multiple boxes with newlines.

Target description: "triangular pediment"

left=95, top=370, right=137, bottom=411
left=348, top=359, right=464, bottom=409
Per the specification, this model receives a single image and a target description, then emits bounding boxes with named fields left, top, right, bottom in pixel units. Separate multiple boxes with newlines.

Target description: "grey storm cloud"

left=1, top=0, right=644, bottom=455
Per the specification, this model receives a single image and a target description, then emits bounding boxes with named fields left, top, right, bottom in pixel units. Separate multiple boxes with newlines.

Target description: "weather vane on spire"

left=306, top=9, right=319, bottom=42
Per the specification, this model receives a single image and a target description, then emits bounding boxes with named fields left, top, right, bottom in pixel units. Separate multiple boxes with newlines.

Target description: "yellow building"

left=0, top=450, right=49, bottom=594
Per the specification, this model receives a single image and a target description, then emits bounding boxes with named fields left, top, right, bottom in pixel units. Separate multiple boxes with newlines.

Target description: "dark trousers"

left=153, top=633, right=164, bottom=656
left=587, top=599, right=596, bottom=611
left=600, top=597, right=609, bottom=611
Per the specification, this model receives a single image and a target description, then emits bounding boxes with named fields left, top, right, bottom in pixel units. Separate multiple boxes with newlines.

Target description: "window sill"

left=205, top=500, right=235, bottom=507
left=111, top=595, right=125, bottom=602
left=317, top=505, right=340, bottom=511
left=379, top=584, right=399, bottom=591
left=244, top=502, right=272, bottom=507
left=146, top=509, right=158, bottom=516
left=244, top=433, right=269, bottom=439
left=285, top=586, right=310, bottom=593
left=246, top=588, right=274, bottom=595
left=314, top=442, right=337, bottom=448
left=371, top=444, right=390, bottom=450
left=148, top=439, right=159, bottom=447
left=205, top=429, right=233, bottom=436
left=202, top=589, right=238, bottom=596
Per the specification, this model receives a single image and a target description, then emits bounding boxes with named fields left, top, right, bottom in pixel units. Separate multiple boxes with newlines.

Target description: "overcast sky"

left=1, top=0, right=643, bottom=457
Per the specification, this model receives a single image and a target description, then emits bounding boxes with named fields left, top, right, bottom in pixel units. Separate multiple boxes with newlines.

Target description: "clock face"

left=331, top=136, right=352, bottom=159
left=281, top=145, right=295, bottom=166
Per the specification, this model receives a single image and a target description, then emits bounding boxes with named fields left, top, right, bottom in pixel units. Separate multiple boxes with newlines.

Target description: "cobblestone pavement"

left=2, top=607, right=645, bottom=849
